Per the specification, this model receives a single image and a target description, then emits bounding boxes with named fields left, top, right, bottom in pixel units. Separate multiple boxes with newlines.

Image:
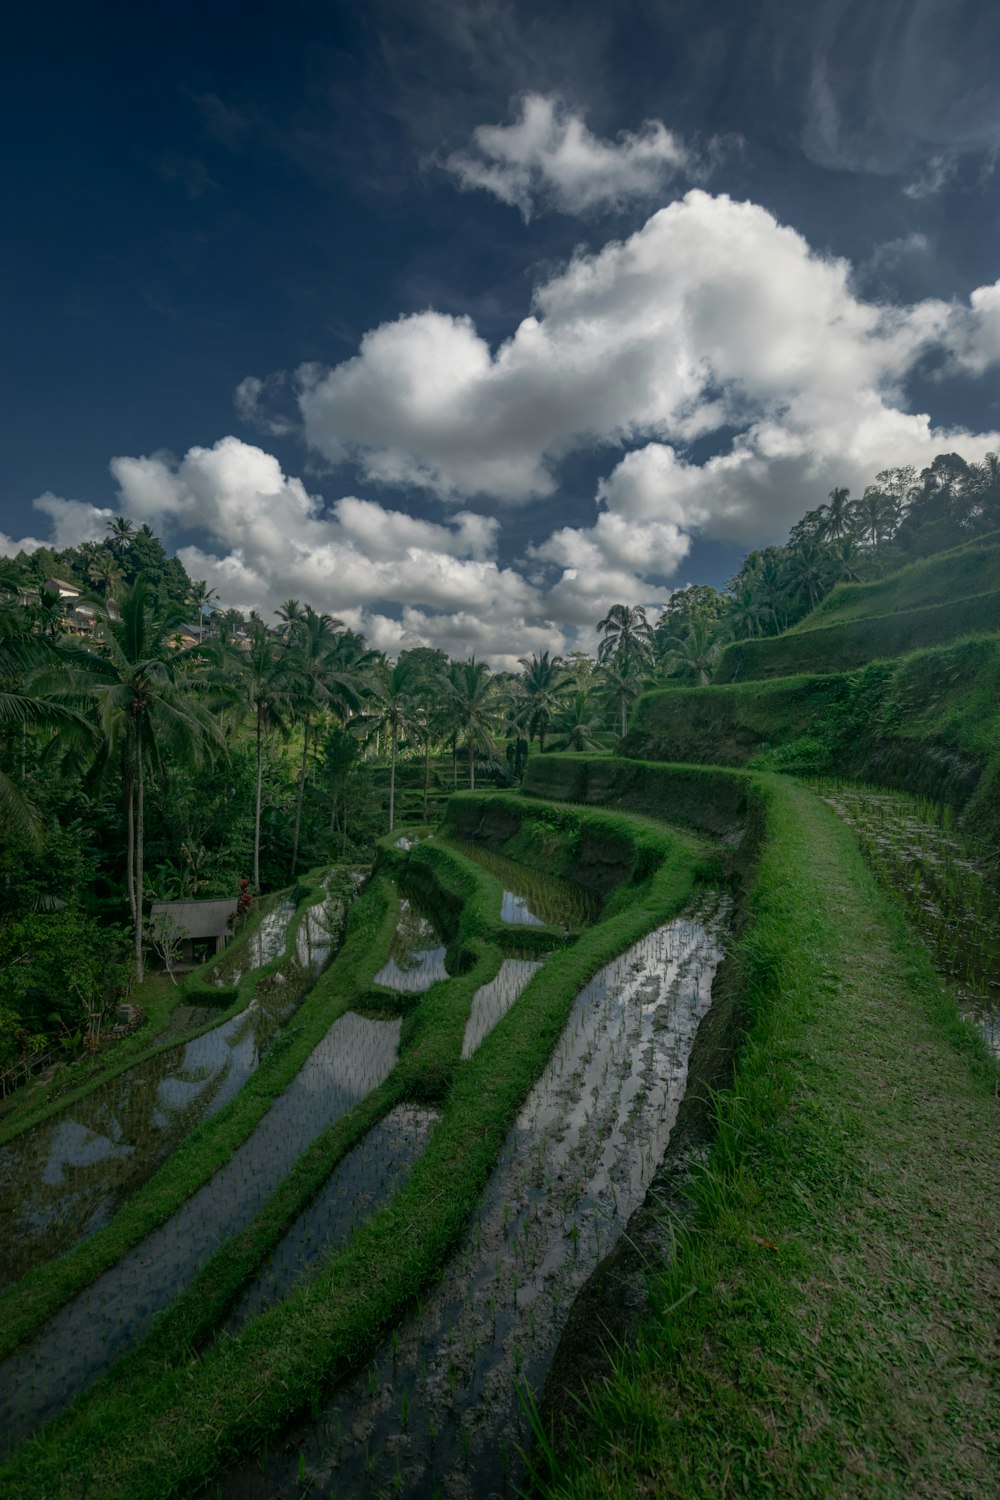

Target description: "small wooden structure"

left=149, top=897, right=239, bottom=968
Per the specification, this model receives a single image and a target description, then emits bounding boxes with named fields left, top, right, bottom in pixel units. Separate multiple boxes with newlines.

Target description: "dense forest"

left=2, top=447, right=998, bottom=1076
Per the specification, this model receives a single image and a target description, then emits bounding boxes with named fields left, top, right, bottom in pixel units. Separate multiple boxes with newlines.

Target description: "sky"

left=2, top=0, right=1000, bottom=666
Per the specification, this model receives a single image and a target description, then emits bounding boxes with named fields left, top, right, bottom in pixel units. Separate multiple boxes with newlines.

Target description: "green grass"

left=0, top=867, right=389, bottom=1361
left=0, top=802, right=710, bottom=1499
left=532, top=778, right=1000, bottom=1499
left=716, top=585, right=1000, bottom=682
left=791, top=530, right=1000, bottom=633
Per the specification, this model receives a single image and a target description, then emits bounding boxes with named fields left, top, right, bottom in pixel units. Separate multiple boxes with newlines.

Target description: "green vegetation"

left=0, top=865, right=373, bottom=1358
left=0, top=798, right=709, bottom=1500
left=533, top=780, right=1000, bottom=1499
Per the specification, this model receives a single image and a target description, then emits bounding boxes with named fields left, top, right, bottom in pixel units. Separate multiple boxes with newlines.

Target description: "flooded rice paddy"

left=0, top=874, right=360, bottom=1290
left=462, top=960, right=544, bottom=1060
left=823, top=785, right=1000, bottom=1055
left=226, top=1104, right=440, bottom=1334
left=452, top=843, right=600, bottom=929
left=223, top=894, right=730, bottom=1500
left=0, top=1010, right=402, bottom=1445
left=374, top=899, right=449, bottom=993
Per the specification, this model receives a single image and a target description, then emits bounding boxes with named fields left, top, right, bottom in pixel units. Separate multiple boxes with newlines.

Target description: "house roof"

left=150, top=897, right=239, bottom=939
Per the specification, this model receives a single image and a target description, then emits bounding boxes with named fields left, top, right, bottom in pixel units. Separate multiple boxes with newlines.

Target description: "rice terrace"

left=3, top=9, right=1000, bottom=1495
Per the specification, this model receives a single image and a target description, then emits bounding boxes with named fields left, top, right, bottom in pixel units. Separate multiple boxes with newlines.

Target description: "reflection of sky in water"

left=462, top=958, right=543, bottom=1058
left=374, top=899, right=448, bottom=992
left=500, top=891, right=545, bottom=926
left=1, top=1008, right=402, bottom=1445
left=40, top=1119, right=134, bottom=1188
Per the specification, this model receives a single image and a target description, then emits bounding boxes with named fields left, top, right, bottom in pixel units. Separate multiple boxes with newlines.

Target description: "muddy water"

left=453, top=844, right=600, bottom=929
left=462, top=960, right=544, bottom=1060
left=225, top=1105, right=440, bottom=1334
left=823, top=786, right=1000, bottom=1056
left=0, top=879, right=360, bottom=1291
left=223, top=895, right=730, bottom=1500
left=374, top=899, right=449, bottom=993
left=0, top=1011, right=402, bottom=1447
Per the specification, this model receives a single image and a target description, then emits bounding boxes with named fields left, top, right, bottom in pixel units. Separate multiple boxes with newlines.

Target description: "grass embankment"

left=791, top=531, right=1000, bottom=633
left=521, top=755, right=753, bottom=842
left=0, top=878, right=307, bottom=1145
left=0, top=805, right=711, bottom=1499
left=0, top=866, right=381, bottom=1361
left=625, top=638, right=1000, bottom=847
left=535, top=779, right=1000, bottom=1499
left=716, top=585, right=1000, bottom=682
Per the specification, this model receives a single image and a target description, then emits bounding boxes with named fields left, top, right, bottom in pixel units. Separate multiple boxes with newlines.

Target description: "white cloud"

left=294, top=190, right=1000, bottom=548
left=903, top=154, right=958, bottom=200
left=107, top=436, right=558, bottom=659
left=442, top=92, right=723, bottom=220
left=0, top=493, right=112, bottom=557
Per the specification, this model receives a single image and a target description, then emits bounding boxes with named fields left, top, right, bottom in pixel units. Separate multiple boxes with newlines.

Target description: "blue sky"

left=2, top=0, right=999, bottom=663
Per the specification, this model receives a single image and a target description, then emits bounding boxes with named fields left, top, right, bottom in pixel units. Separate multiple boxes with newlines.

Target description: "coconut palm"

left=365, top=657, right=419, bottom=832
left=287, top=608, right=364, bottom=874
left=106, top=516, right=135, bottom=554
left=87, top=550, right=124, bottom=600
left=661, top=617, right=728, bottom=686
left=596, top=604, right=655, bottom=669
left=821, top=487, right=853, bottom=541
left=516, top=650, right=572, bottom=754
left=48, top=580, right=224, bottom=979
left=190, top=581, right=219, bottom=642
left=549, top=689, right=604, bottom=752
left=599, top=653, right=650, bottom=738
left=446, top=658, right=499, bottom=790
left=785, top=540, right=834, bottom=611
left=228, top=625, right=294, bottom=887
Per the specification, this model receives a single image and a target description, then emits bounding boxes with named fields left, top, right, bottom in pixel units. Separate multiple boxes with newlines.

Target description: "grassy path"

left=540, top=781, right=999, bottom=1499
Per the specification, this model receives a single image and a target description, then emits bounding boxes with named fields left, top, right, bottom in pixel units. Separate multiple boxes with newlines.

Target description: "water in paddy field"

left=462, top=959, right=545, bottom=1060
left=0, top=1011, right=402, bottom=1447
left=822, top=786, right=1000, bottom=1056
left=452, top=843, right=601, bottom=929
left=225, top=1104, right=440, bottom=1335
left=0, top=876, right=361, bottom=1291
left=374, top=898, right=449, bottom=993
left=224, top=894, right=731, bottom=1500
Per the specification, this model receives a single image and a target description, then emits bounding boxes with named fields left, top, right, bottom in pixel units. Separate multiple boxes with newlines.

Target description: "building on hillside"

left=149, top=897, right=240, bottom=968
left=44, top=577, right=81, bottom=602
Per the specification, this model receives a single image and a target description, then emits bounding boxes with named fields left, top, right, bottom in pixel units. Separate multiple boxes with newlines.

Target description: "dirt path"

left=541, top=781, right=1000, bottom=1499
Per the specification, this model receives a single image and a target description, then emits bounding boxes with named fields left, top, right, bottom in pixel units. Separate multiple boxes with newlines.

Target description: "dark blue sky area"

left=2, top=0, right=999, bottom=622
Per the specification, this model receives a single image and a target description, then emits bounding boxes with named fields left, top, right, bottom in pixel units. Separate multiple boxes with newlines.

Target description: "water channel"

left=221, top=893, right=731, bottom=1500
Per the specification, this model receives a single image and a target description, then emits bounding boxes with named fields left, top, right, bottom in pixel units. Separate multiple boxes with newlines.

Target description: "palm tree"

left=785, top=541, right=834, bottom=611
left=228, top=625, right=294, bottom=887
left=87, top=550, right=124, bottom=599
left=287, top=608, right=363, bottom=874
left=106, top=516, right=135, bottom=554
left=596, top=604, right=655, bottom=669
left=516, top=650, right=572, bottom=754
left=661, top=617, right=727, bottom=686
left=190, top=581, right=219, bottom=642
left=364, top=658, right=421, bottom=833
left=52, top=580, right=224, bottom=980
left=447, top=658, right=499, bottom=790
left=821, top=487, right=853, bottom=541
left=728, top=584, right=773, bottom=641
left=855, top=488, right=895, bottom=551
left=599, top=653, right=649, bottom=738
left=275, top=599, right=305, bottom=642
left=549, top=689, right=604, bottom=752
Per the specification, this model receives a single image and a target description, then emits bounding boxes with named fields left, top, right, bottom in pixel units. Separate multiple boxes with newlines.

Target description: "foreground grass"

left=534, top=780, right=1000, bottom=1500
left=0, top=810, right=708, bottom=1499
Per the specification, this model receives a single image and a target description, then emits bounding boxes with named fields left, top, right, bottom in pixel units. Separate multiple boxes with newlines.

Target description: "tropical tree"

left=597, top=604, right=655, bottom=670
left=549, top=689, right=604, bottom=752
left=785, top=541, right=834, bottom=611
left=821, top=486, right=853, bottom=540
left=106, top=516, right=135, bottom=555
left=516, top=650, right=572, bottom=754
left=599, top=653, right=650, bottom=738
left=446, top=658, right=499, bottom=790
left=86, top=550, right=124, bottom=599
left=660, top=617, right=728, bottom=686
left=190, top=581, right=219, bottom=642
left=228, top=625, right=294, bottom=887
left=49, top=580, right=224, bottom=979
left=287, top=608, right=365, bottom=873
left=365, top=657, right=419, bottom=832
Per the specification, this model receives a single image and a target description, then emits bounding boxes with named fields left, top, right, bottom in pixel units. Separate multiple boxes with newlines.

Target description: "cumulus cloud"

left=294, top=191, right=1000, bottom=544
left=106, top=435, right=555, bottom=663
left=0, top=493, right=112, bottom=557
left=442, top=92, right=724, bottom=219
